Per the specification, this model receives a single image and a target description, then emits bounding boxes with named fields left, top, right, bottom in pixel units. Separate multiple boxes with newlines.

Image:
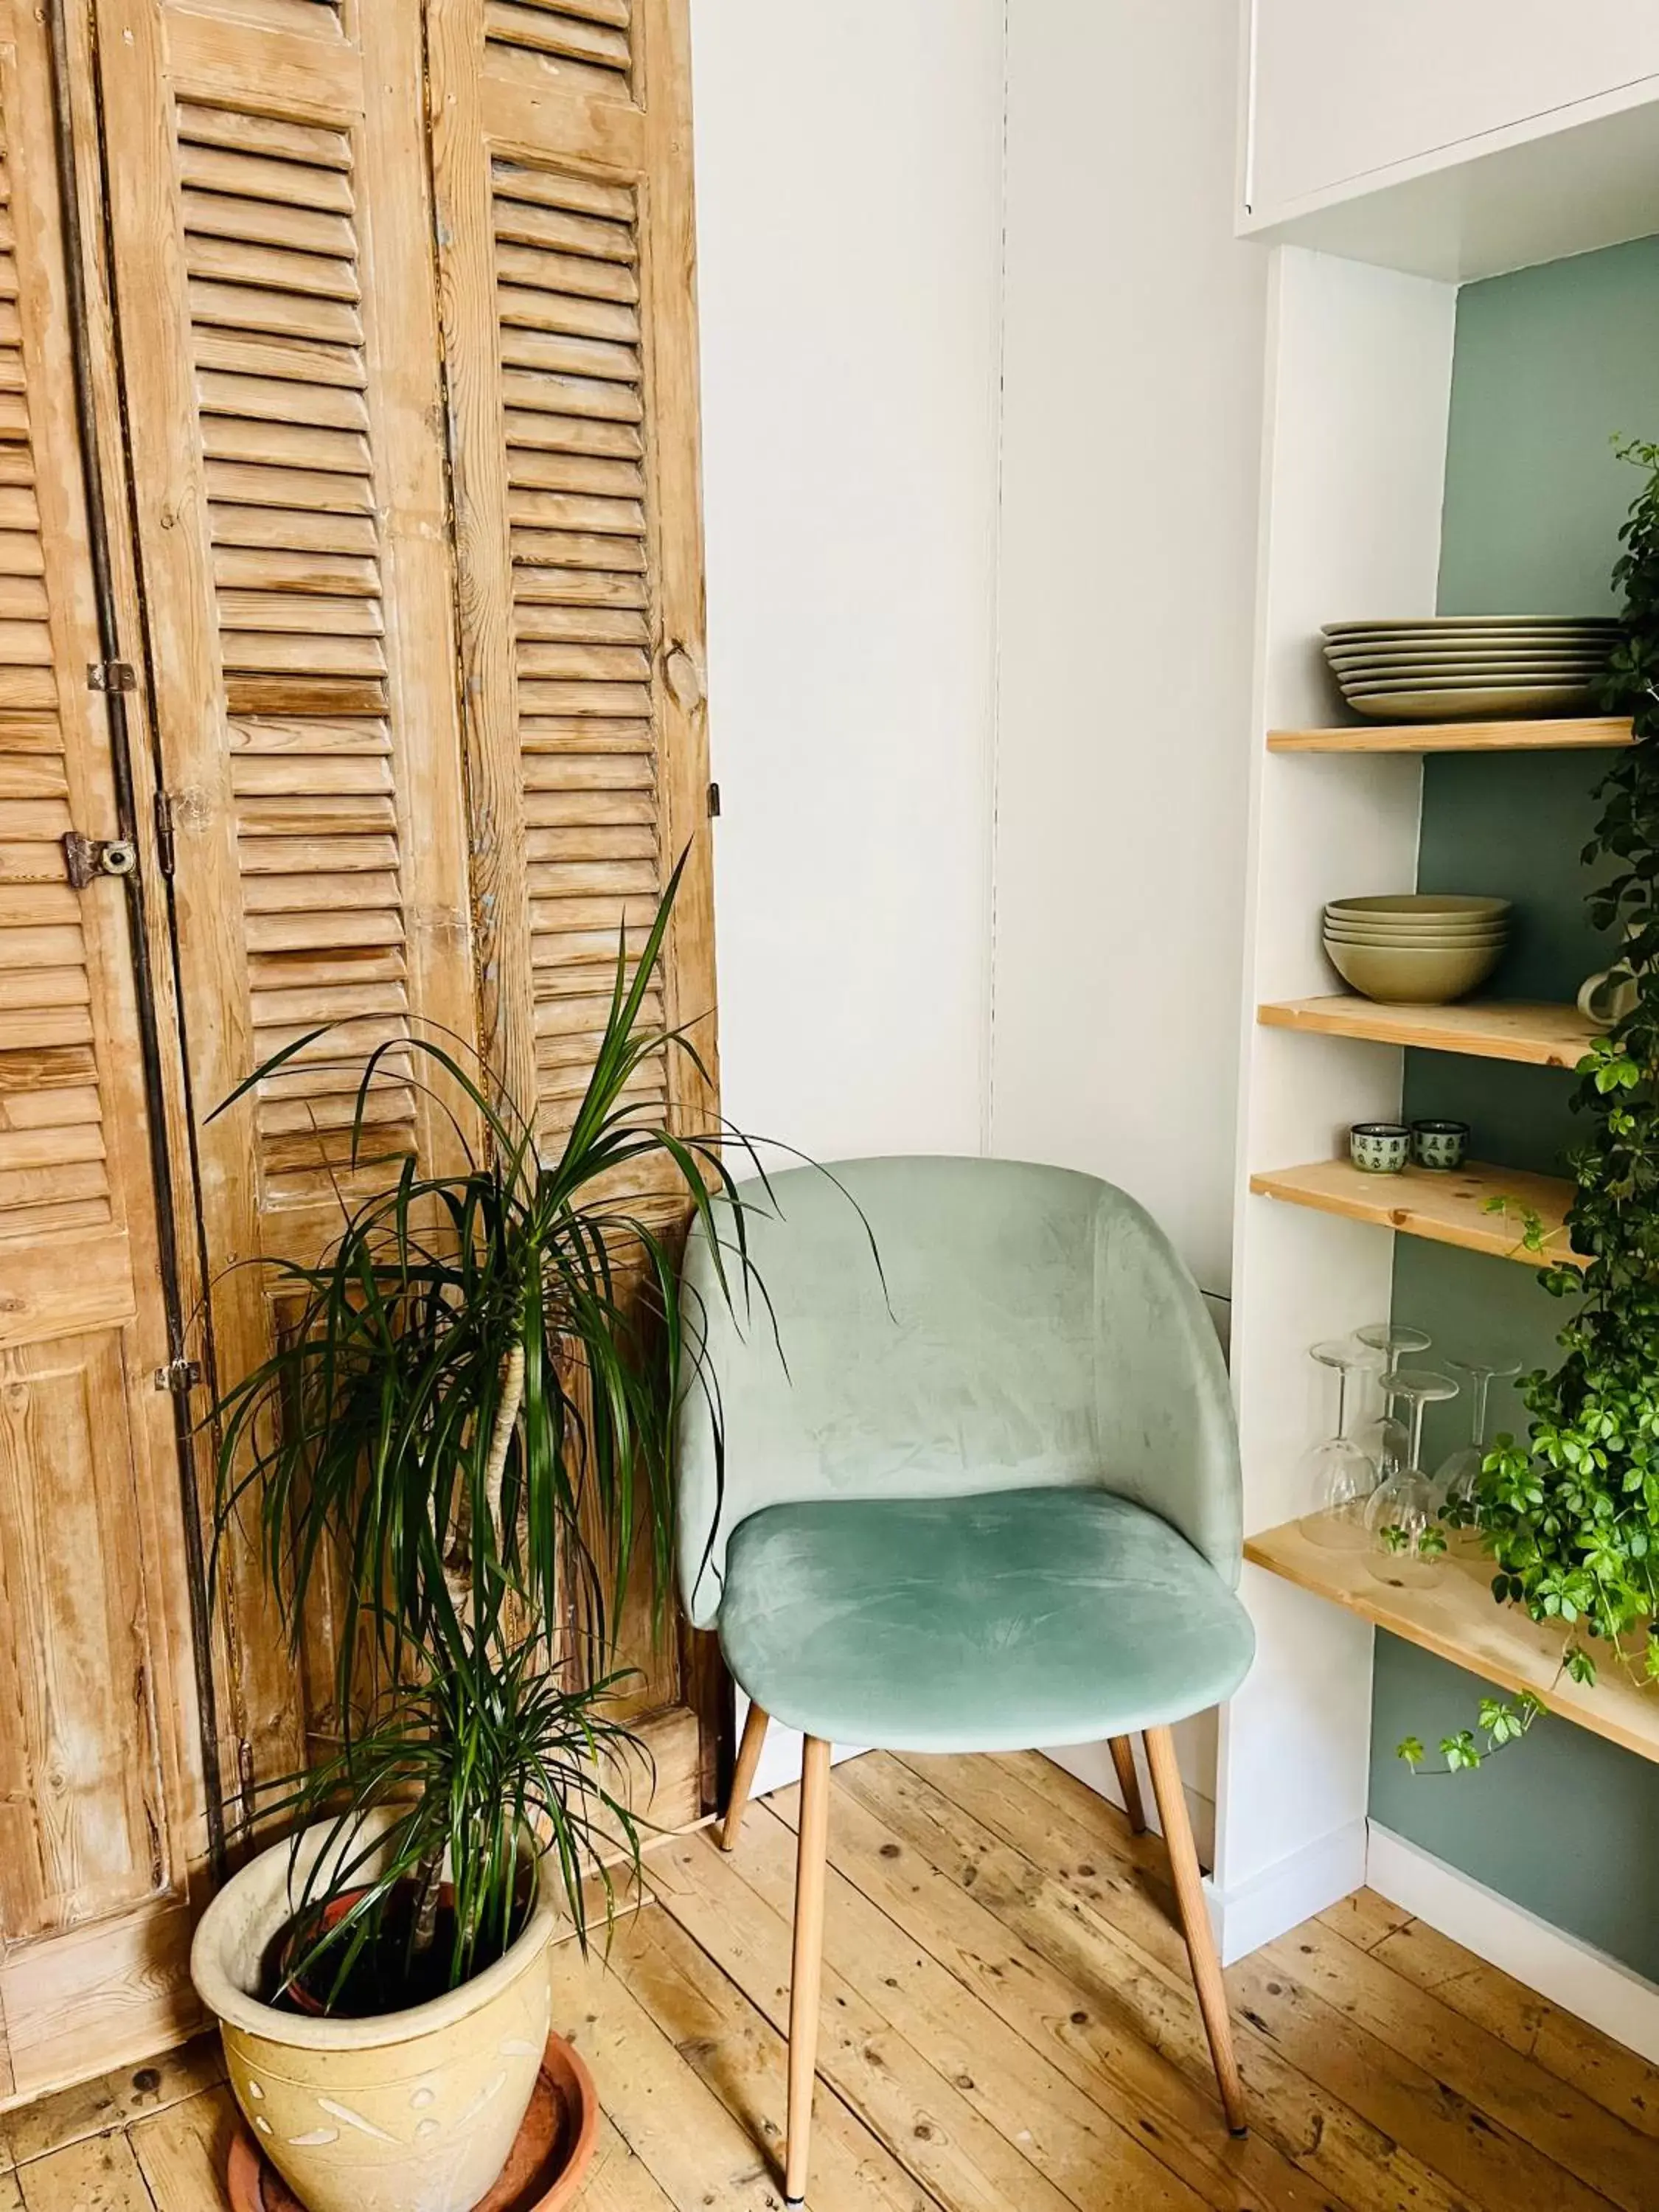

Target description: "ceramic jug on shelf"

left=1579, top=923, right=1644, bottom=1027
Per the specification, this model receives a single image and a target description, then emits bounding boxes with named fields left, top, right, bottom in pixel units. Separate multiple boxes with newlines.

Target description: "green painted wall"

left=1367, top=233, right=1659, bottom=1979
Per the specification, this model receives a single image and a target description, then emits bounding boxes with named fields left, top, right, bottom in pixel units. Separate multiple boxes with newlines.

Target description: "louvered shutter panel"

left=94, top=0, right=480, bottom=1809
left=428, top=0, right=715, bottom=1801
left=180, top=100, right=421, bottom=1200
left=486, top=1, right=635, bottom=93
left=431, top=0, right=716, bottom=1188
left=0, top=0, right=204, bottom=2097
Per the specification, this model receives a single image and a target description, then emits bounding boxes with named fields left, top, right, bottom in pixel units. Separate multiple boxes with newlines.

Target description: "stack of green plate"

left=1322, top=616, right=1619, bottom=720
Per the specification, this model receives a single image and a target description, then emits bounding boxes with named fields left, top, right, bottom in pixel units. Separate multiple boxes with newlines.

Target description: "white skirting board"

left=1208, top=1815, right=1369, bottom=1965
left=1367, top=1823, right=1659, bottom=2066
left=1051, top=1747, right=1372, bottom=1968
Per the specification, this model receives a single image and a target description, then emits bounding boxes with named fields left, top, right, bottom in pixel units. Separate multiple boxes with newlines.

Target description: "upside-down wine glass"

left=1365, top=1368, right=1459, bottom=1587
left=1355, top=1319, right=1432, bottom=1481
left=1434, top=1354, right=1523, bottom=1550
left=1297, top=1339, right=1380, bottom=1551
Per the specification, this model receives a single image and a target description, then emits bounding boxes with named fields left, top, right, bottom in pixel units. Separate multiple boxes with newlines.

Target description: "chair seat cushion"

left=717, top=1486, right=1255, bottom=1751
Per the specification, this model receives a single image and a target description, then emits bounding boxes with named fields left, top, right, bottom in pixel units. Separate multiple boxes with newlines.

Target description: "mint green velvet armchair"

left=675, top=1156, right=1254, bottom=2202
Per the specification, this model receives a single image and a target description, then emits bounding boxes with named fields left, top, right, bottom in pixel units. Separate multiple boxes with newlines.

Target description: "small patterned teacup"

left=1411, top=1118, right=1469, bottom=1171
left=1350, top=1121, right=1411, bottom=1174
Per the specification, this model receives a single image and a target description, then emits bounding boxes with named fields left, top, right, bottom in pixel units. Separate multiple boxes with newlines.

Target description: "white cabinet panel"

left=1248, top=0, right=1659, bottom=216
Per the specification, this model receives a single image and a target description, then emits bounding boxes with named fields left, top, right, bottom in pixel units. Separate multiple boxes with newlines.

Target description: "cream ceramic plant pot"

left=191, top=1813, right=558, bottom=2212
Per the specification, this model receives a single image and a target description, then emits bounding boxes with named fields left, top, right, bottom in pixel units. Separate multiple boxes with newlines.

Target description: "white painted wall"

left=990, top=0, right=1269, bottom=1303
left=691, top=0, right=1006, bottom=1802
left=988, top=0, right=1268, bottom=1838
left=690, top=0, right=1006, bottom=1168
left=692, top=2, right=1278, bottom=1830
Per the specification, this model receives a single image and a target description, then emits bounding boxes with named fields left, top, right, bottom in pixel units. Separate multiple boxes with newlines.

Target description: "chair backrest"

left=674, top=1155, right=1241, bottom=1630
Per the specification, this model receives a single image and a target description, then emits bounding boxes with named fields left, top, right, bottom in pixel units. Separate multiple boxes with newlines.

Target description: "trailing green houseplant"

left=1399, top=438, right=1659, bottom=1776
left=189, top=861, right=776, bottom=2212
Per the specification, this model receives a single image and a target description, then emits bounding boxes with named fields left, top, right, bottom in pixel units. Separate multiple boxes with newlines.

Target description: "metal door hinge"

left=153, top=790, right=176, bottom=879
left=63, top=830, right=138, bottom=888
left=153, top=1356, right=202, bottom=1395
left=707, top=781, right=721, bottom=818
left=88, top=658, right=136, bottom=693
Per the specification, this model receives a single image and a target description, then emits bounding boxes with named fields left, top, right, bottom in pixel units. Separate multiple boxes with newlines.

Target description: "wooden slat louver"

left=0, top=137, right=110, bottom=1242
left=494, top=157, right=670, bottom=1158
left=177, top=102, right=418, bottom=1203
left=485, top=0, right=634, bottom=97
left=188, top=0, right=344, bottom=34
left=430, top=0, right=712, bottom=1207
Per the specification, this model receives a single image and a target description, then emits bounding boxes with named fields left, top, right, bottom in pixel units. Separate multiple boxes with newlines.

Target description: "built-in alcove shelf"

left=1267, top=716, right=1632, bottom=754
left=1258, top=995, right=1599, bottom=1068
left=1245, top=1520, right=1659, bottom=1767
left=1249, top=1156, right=1581, bottom=1267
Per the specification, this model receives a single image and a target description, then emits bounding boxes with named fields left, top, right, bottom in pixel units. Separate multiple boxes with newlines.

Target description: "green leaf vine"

left=1398, top=437, right=1659, bottom=1776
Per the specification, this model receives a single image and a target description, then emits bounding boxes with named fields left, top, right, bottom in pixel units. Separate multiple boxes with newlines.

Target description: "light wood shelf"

left=1249, top=1155, right=1582, bottom=1267
left=1257, top=995, right=1599, bottom=1068
left=1267, top=716, right=1632, bottom=754
left=1245, top=1517, right=1659, bottom=1766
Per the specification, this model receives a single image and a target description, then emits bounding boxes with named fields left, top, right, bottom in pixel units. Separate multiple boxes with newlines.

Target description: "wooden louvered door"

left=427, top=0, right=718, bottom=1818
left=0, top=0, right=205, bottom=2101
left=0, top=0, right=714, bottom=2105
left=92, top=0, right=720, bottom=1832
left=91, top=0, right=481, bottom=1815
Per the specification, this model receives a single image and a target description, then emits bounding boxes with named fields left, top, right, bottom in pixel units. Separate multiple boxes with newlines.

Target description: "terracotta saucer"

left=226, top=2034, right=599, bottom=2212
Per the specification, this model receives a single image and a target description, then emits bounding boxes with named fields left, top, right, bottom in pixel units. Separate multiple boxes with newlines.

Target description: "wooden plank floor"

left=4, top=1752, right=1656, bottom=2211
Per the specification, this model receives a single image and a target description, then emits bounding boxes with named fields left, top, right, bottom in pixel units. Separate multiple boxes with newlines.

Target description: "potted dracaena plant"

left=1399, top=435, right=1659, bottom=1778
left=189, top=862, right=762, bottom=2212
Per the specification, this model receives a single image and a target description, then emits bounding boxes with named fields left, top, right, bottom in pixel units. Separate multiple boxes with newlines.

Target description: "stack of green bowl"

left=1324, top=895, right=1510, bottom=1004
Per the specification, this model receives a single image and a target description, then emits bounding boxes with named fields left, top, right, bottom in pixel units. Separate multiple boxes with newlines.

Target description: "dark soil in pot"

left=261, top=1879, right=532, bottom=2017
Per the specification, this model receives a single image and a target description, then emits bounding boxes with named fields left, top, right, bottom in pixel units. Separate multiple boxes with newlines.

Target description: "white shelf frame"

left=1212, top=244, right=1459, bottom=1963
left=1211, top=1, right=1659, bottom=2014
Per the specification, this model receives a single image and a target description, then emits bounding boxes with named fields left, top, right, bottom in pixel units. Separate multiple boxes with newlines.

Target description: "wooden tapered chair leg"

left=1107, top=1733, right=1147, bottom=1833
left=785, top=1736, right=832, bottom=2205
left=721, top=1700, right=771, bottom=1851
left=1143, top=1724, right=1247, bottom=2135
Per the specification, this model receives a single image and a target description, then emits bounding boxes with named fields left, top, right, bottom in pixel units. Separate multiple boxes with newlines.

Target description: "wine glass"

left=1355, top=1320, right=1432, bottom=1481
left=1434, top=1355, right=1523, bottom=1548
left=1366, top=1368, right=1459, bottom=1587
left=1372, top=1368, right=1413, bottom=1486
left=1297, top=1339, right=1380, bottom=1551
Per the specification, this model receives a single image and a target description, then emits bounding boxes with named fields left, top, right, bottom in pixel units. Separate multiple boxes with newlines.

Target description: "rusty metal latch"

left=63, top=831, right=138, bottom=888
left=87, top=658, right=136, bottom=692
left=153, top=790, right=176, bottom=879
left=153, top=1357, right=203, bottom=1395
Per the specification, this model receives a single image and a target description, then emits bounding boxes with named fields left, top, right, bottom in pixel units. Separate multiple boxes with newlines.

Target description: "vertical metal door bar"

left=42, top=0, right=229, bottom=1885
